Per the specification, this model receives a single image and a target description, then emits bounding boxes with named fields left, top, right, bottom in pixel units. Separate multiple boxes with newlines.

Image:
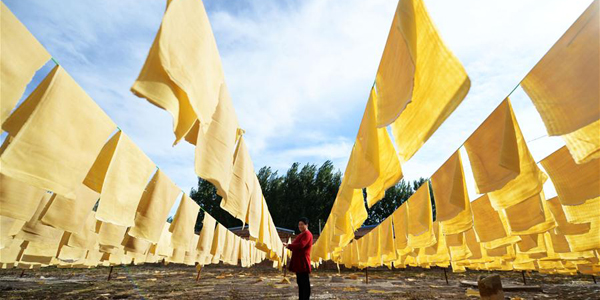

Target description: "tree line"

left=189, top=160, right=434, bottom=234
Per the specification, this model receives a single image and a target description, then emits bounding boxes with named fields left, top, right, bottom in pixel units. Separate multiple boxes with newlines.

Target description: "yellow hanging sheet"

left=210, top=223, right=227, bottom=263
left=502, top=192, right=545, bottom=232
left=192, top=83, right=239, bottom=197
left=196, top=213, right=216, bottom=257
left=547, top=230, right=571, bottom=254
left=16, top=193, right=63, bottom=245
left=339, top=89, right=405, bottom=205
left=122, top=231, right=152, bottom=255
left=330, top=178, right=368, bottom=247
left=561, top=197, right=600, bottom=252
left=221, top=137, right=252, bottom=222
left=84, top=131, right=156, bottom=227
left=520, top=0, right=599, bottom=136
left=169, top=193, right=200, bottom=249
left=431, top=151, right=473, bottom=234
left=431, top=151, right=467, bottom=221
left=471, top=194, right=508, bottom=243
left=66, top=213, right=98, bottom=250
left=516, top=234, right=539, bottom=253
left=345, top=91, right=379, bottom=189
left=388, top=0, right=470, bottom=162
left=0, top=216, right=25, bottom=249
left=97, top=221, right=127, bottom=250
left=40, top=184, right=99, bottom=233
left=464, top=228, right=483, bottom=260
left=245, top=175, right=263, bottom=240
left=505, top=193, right=555, bottom=236
left=464, top=99, right=520, bottom=193
left=540, top=146, right=599, bottom=206
left=131, top=0, right=225, bottom=143
left=129, top=169, right=181, bottom=243
left=221, top=229, right=236, bottom=265
left=380, top=216, right=396, bottom=263
left=346, top=89, right=403, bottom=196
left=364, top=226, right=381, bottom=267
left=155, top=224, right=174, bottom=258
left=0, top=66, right=116, bottom=198
left=407, top=182, right=436, bottom=248
left=562, top=120, right=600, bottom=164
left=0, top=174, right=46, bottom=221
left=465, top=98, right=546, bottom=209
left=392, top=202, right=409, bottom=252
left=365, top=125, right=403, bottom=207
left=546, top=197, right=590, bottom=235
left=0, top=2, right=51, bottom=124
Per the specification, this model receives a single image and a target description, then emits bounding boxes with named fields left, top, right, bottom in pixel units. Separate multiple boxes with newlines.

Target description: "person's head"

left=298, top=217, right=309, bottom=232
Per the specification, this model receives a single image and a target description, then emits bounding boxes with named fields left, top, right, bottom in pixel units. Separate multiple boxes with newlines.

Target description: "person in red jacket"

left=284, top=217, right=313, bottom=300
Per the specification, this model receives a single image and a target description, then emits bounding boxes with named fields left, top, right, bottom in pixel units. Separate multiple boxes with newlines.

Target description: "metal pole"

left=107, top=266, right=114, bottom=281
left=443, top=268, right=449, bottom=285
left=365, top=267, right=369, bottom=284
left=521, top=270, right=527, bottom=285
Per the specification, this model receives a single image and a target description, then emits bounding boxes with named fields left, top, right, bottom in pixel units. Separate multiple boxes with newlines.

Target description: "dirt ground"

left=0, top=264, right=597, bottom=299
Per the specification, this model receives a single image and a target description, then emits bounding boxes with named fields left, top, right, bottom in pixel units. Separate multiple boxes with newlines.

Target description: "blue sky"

left=4, top=0, right=594, bottom=216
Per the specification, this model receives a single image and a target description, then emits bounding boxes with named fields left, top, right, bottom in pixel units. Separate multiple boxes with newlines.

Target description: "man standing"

left=284, top=217, right=313, bottom=300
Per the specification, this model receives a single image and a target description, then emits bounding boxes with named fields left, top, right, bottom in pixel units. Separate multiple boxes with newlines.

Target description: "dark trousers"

left=295, top=272, right=310, bottom=300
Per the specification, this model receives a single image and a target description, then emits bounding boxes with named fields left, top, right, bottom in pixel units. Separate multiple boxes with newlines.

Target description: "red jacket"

left=286, top=229, right=313, bottom=273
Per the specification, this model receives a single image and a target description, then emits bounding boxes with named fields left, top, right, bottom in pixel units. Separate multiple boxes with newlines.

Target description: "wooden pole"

left=282, top=243, right=287, bottom=278
left=443, top=268, right=449, bottom=285
left=196, top=265, right=202, bottom=282
left=592, top=275, right=596, bottom=284
left=107, top=266, right=114, bottom=281
left=19, top=269, right=25, bottom=278
left=521, top=270, right=527, bottom=285
left=365, top=267, right=369, bottom=284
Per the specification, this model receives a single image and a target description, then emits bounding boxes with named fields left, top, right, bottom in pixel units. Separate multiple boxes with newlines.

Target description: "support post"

left=107, top=266, right=114, bottom=281
left=195, top=264, right=202, bottom=282
left=521, top=270, right=526, bottom=285
left=365, top=267, right=369, bottom=284
left=282, top=243, right=287, bottom=278
left=592, top=275, right=596, bottom=284
left=19, top=269, right=25, bottom=278
left=443, top=268, right=449, bottom=285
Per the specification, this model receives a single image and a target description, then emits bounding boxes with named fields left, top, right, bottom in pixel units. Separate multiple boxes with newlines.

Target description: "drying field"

left=0, top=264, right=597, bottom=299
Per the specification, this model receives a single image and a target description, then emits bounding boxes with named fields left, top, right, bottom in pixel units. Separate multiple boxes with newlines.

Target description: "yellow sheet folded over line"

left=131, top=0, right=225, bottom=144
left=540, top=146, right=599, bottom=206
left=0, top=2, right=51, bottom=124
left=84, top=130, right=156, bottom=227
left=129, top=170, right=181, bottom=243
left=1, top=65, right=116, bottom=198
left=465, top=98, right=546, bottom=210
left=521, top=0, right=599, bottom=137
left=387, top=0, right=470, bottom=162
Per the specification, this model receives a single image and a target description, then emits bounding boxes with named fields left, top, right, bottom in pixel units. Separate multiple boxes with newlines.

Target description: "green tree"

left=363, top=177, right=433, bottom=225
left=190, top=160, right=432, bottom=234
